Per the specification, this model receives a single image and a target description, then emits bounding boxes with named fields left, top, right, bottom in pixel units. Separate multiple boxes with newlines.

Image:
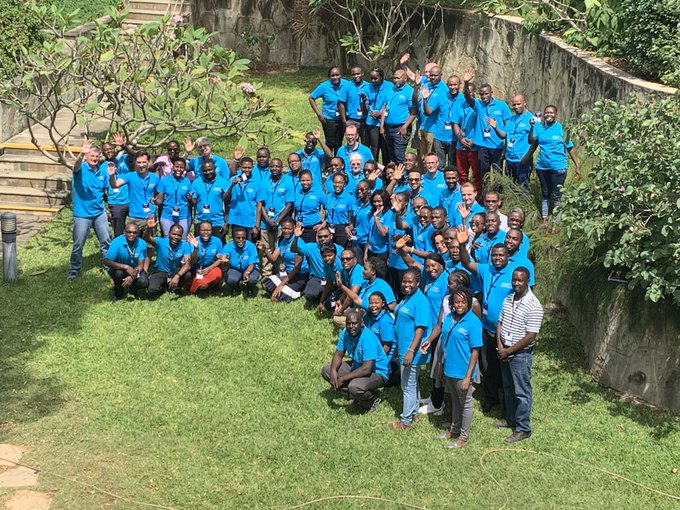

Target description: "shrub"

left=559, top=94, right=680, bottom=304
left=0, top=0, right=43, bottom=73
left=617, top=0, right=680, bottom=87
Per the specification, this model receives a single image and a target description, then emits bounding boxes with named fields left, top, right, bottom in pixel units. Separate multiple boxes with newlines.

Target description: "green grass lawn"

left=1, top=68, right=679, bottom=509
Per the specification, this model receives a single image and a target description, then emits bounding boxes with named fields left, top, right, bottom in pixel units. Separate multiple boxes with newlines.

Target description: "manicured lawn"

left=1, top=68, right=679, bottom=509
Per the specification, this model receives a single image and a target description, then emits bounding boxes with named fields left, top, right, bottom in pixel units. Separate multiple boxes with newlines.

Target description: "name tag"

left=483, top=129, right=491, bottom=138
left=202, top=205, right=210, bottom=214
left=507, top=140, right=514, bottom=148
left=195, top=273, right=204, bottom=280
left=113, top=188, right=120, bottom=194
left=143, top=205, right=151, bottom=214
left=172, top=208, right=180, bottom=217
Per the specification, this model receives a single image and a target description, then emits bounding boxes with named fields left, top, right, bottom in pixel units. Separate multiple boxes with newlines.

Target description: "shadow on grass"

left=0, top=222, right=110, bottom=437
left=539, top=309, right=680, bottom=439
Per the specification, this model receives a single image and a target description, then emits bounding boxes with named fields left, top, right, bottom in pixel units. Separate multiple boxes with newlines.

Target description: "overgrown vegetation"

left=558, top=94, right=680, bottom=305
left=0, top=0, right=44, bottom=73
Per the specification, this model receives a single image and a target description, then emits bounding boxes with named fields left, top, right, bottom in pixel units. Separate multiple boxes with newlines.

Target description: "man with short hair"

left=504, top=228, right=535, bottom=285
left=108, top=151, right=159, bottom=234
left=189, top=160, right=230, bottom=241
left=322, top=310, right=389, bottom=412
left=454, top=73, right=481, bottom=194
left=69, top=140, right=111, bottom=281
left=421, top=152, right=447, bottom=200
left=382, top=69, right=416, bottom=164
left=296, top=131, right=326, bottom=185
left=413, top=65, right=447, bottom=161
left=103, top=222, right=150, bottom=301
left=483, top=190, right=508, bottom=231
left=334, top=124, right=373, bottom=173
left=102, top=136, right=133, bottom=237
left=225, top=156, right=265, bottom=240
left=363, top=66, right=391, bottom=162
left=496, top=267, right=544, bottom=443
left=185, top=136, right=229, bottom=179
left=439, top=166, right=462, bottom=219
left=291, top=226, right=343, bottom=303
left=423, top=74, right=465, bottom=169
left=253, top=146, right=271, bottom=183
left=406, top=169, right=437, bottom=210
left=338, top=66, right=369, bottom=140
left=450, top=182, right=485, bottom=227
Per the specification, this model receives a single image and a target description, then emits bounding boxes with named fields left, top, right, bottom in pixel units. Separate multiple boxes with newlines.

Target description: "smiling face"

left=172, top=159, right=186, bottom=178
left=433, top=233, right=447, bottom=254
left=544, top=106, right=557, bottom=124
left=425, top=258, right=443, bottom=280
left=86, top=148, right=101, bottom=166
left=484, top=192, right=501, bottom=212
left=511, top=95, right=526, bottom=115
left=508, top=211, right=524, bottom=230
left=167, top=141, right=180, bottom=157
left=256, top=149, right=270, bottom=168
left=404, top=153, right=417, bottom=171
left=280, top=220, right=295, bottom=239
left=401, top=271, right=418, bottom=296
left=480, top=85, right=492, bottom=104
left=329, top=67, right=342, bottom=85
left=102, top=143, right=115, bottom=160
left=123, top=224, right=139, bottom=243
left=371, top=193, right=384, bottom=211
left=340, top=249, right=356, bottom=270
left=447, top=76, right=461, bottom=96
left=202, top=161, right=216, bottom=181
left=444, top=231, right=460, bottom=259
left=240, top=160, right=253, bottom=177
left=444, top=169, right=459, bottom=190
left=461, top=184, right=476, bottom=206
left=288, top=154, right=301, bottom=172
left=367, top=293, right=384, bottom=316
left=345, top=125, right=359, bottom=146
left=470, top=214, right=485, bottom=234
left=452, top=292, right=469, bottom=317
left=504, top=228, right=523, bottom=254
left=169, top=225, right=183, bottom=245
left=512, top=269, right=529, bottom=295
left=233, top=230, right=247, bottom=248
left=350, top=66, right=363, bottom=84
left=491, top=245, right=509, bottom=269
left=299, top=173, right=312, bottom=191
left=350, top=159, right=362, bottom=175
left=270, top=159, right=283, bottom=178
left=198, top=141, right=212, bottom=157
left=356, top=182, right=370, bottom=202
left=199, top=222, right=212, bottom=242
left=424, top=154, right=438, bottom=175
left=392, top=69, right=407, bottom=87
left=408, top=171, right=422, bottom=192
left=135, top=154, right=149, bottom=173
left=418, top=208, right=432, bottom=227
left=316, top=229, right=332, bottom=244
left=304, top=133, right=317, bottom=151
left=485, top=213, right=500, bottom=235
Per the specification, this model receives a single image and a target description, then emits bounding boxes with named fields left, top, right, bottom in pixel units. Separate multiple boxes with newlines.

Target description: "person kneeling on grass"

left=143, top=218, right=192, bottom=298
left=186, top=221, right=224, bottom=296
left=321, top=310, right=390, bottom=413
left=219, top=227, right=260, bottom=297
left=103, top=222, right=149, bottom=301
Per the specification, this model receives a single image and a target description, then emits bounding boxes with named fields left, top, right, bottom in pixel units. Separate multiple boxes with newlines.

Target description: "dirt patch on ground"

left=0, top=445, right=38, bottom=488
left=4, top=490, right=53, bottom=510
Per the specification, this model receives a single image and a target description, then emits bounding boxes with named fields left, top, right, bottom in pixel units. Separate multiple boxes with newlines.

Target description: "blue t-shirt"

left=394, top=289, right=432, bottom=364
left=359, top=277, right=397, bottom=309
left=450, top=200, right=485, bottom=228
left=220, top=240, right=260, bottom=271
left=296, top=148, right=325, bottom=184
left=508, top=253, right=536, bottom=286
left=322, top=256, right=343, bottom=283
left=418, top=80, right=448, bottom=132
left=338, top=79, right=369, bottom=121
left=229, top=176, right=266, bottom=228
left=388, top=218, right=408, bottom=270
left=430, top=92, right=465, bottom=142
left=105, top=235, right=147, bottom=266
left=440, top=187, right=462, bottom=219
left=72, top=161, right=107, bottom=218
left=104, top=153, right=132, bottom=206
left=157, top=175, right=192, bottom=220
left=385, top=83, right=415, bottom=126
left=260, top=174, right=295, bottom=229
left=193, top=236, right=223, bottom=269
left=296, top=240, right=343, bottom=278
left=310, top=79, right=348, bottom=120
left=153, top=237, right=192, bottom=273
left=476, top=231, right=507, bottom=264
left=336, top=143, right=373, bottom=172
left=365, top=81, right=392, bottom=127
left=191, top=176, right=229, bottom=227
left=422, top=269, right=449, bottom=324
left=409, top=188, right=438, bottom=210
left=336, top=326, right=390, bottom=380
left=409, top=219, right=434, bottom=255
left=364, top=309, right=396, bottom=358
left=422, top=171, right=447, bottom=200
left=441, top=310, right=483, bottom=379
left=119, top=171, right=160, bottom=219
left=504, top=111, right=533, bottom=163
left=278, top=235, right=309, bottom=274
left=533, top=121, right=574, bottom=171
left=326, top=190, right=354, bottom=225
left=252, top=164, right=270, bottom=185
left=352, top=199, right=372, bottom=244
left=477, top=262, right=515, bottom=332
left=188, top=154, right=228, bottom=180
left=294, top=187, right=327, bottom=227
left=341, top=263, right=364, bottom=288
left=367, top=209, right=394, bottom=254
left=472, top=98, right=512, bottom=149
left=453, top=101, right=479, bottom=151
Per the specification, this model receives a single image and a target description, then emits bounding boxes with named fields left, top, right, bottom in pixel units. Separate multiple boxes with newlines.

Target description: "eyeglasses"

left=340, top=256, right=354, bottom=261
left=198, top=144, right=210, bottom=149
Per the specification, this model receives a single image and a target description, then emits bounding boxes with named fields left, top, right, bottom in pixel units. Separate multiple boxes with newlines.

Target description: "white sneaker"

left=419, top=396, right=432, bottom=405
left=418, top=403, right=444, bottom=416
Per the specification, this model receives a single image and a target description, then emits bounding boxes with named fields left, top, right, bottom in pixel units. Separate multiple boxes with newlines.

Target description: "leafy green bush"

left=0, top=0, right=43, bottom=72
left=617, top=0, right=680, bottom=86
left=559, top=94, right=680, bottom=304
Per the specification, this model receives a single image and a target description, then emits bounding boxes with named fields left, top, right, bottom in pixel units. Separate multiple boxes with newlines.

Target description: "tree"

left=0, top=7, right=278, bottom=166
left=307, top=0, right=443, bottom=63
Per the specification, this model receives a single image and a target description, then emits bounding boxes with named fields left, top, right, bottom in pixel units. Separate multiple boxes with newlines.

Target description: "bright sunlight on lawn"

left=0, top=68, right=679, bottom=509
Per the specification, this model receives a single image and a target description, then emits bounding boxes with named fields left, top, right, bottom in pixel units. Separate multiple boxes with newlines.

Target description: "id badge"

left=172, top=208, right=180, bottom=218
left=195, top=272, right=204, bottom=280
left=445, top=122, right=452, bottom=130
left=482, top=302, right=488, bottom=316
left=328, top=225, right=336, bottom=234
left=503, top=332, right=512, bottom=344
left=507, top=139, right=515, bottom=148
left=321, top=279, right=327, bottom=286
left=202, top=205, right=210, bottom=214
left=267, top=209, right=276, bottom=219
left=112, top=188, right=120, bottom=194
left=356, top=108, right=363, bottom=117
left=143, top=205, right=151, bottom=214
left=334, top=110, right=339, bottom=117
left=483, top=129, right=491, bottom=138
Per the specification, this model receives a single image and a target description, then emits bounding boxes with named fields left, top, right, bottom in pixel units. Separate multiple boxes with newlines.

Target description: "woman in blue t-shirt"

left=523, top=105, right=581, bottom=219
left=309, top=66, right=346, bottom=155
left=366, top=189, right=393, bottom=263
left=294, top=170, right=327, bottom=243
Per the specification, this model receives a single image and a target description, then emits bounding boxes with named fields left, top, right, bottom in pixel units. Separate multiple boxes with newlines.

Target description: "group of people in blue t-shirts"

left=68, top=60, right=554, bottom=447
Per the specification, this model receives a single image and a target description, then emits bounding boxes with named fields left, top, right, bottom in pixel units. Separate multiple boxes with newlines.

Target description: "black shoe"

left=492, top=419, right=513, bottom=428
left=505, top=431, right=532, bottom=443
left=481, top=401, right=498, bottom=413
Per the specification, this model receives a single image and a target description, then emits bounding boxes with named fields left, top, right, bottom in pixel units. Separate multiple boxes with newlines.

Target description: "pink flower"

left=240, top=82, right=256, bottom=94
left=618, top=186, right=625, bottom=192
left=171, top=15, right=184, bottom=23
left=209, top=76, right=222, bottom=84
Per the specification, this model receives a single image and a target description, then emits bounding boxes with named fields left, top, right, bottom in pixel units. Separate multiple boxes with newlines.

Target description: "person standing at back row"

left=309, top=66, right=347, bottom=156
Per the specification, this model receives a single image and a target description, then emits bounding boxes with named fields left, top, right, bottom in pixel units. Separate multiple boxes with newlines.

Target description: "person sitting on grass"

left=103, top=222, right=149, bottom=301
left=260, top=217, right=310, bottom=303
left=143, top=218, right=192, bottom=298
left=321, top=310, right=390, bottom=413
left=219, top=227, right=260, bottom=297
left=186, top=222, right=224, bottom=296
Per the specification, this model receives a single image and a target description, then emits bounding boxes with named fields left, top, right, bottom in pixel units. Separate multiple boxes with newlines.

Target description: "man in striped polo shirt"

left=496, top=266, right=544, bottom=443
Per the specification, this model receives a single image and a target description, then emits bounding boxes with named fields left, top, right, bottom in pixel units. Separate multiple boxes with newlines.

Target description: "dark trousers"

left=365, top=125, right=386, bottom=163
left=331, top=224, right=350, bottom=249
left=433, top=139, right=456, bottom=169
left=300, top=226, right=318, bottom=244
left=109, top=204, right=129, bottom=238
left=480, top=329, right=503, bottom=410
left=110, top=268, right=149, bottom=299
left=148, top=268, right=191, bottom=298
left=303, top=276, right=325, bottom=302
left=505, top=161, right=533, bottom=189
left=323, top=119, right=344, bottom=155
left=537, top=170, right=567, bottom=217
left=478, top=148, right=504, bottom=182
left=321, top=361, right=386, bottom=409
left=384, top=124, right=410, bottom=164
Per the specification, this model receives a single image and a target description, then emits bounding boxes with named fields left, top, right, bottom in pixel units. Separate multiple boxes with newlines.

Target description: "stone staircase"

left=125, top=0, right=191, bottom=25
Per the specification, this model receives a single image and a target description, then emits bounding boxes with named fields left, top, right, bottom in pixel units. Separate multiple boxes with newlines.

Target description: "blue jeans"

left=505, top=161, right=533, bottom=189
left=501, top=351, right=533, bottom=433
left=385, top=124, right=410, bottom=164
left=70, top=213, right=110, bottom=277
left=536, top=170, right=566, bottom=218
left=399, top=364, right=421, bottom=425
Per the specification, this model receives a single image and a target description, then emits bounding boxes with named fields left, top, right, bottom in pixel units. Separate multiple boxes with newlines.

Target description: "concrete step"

left=128, top=0, right=188, bottom=13
left=127, top=9, right=189, bottom=22
left=0, top=154, right=73, bottom=174
left=0, top=205, right=60, bottom=219
left=0, top=170, right=72, bottom=192
left=0, top=142, right=82, bottom=158
left=0, top=186, right=70, bottom=208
